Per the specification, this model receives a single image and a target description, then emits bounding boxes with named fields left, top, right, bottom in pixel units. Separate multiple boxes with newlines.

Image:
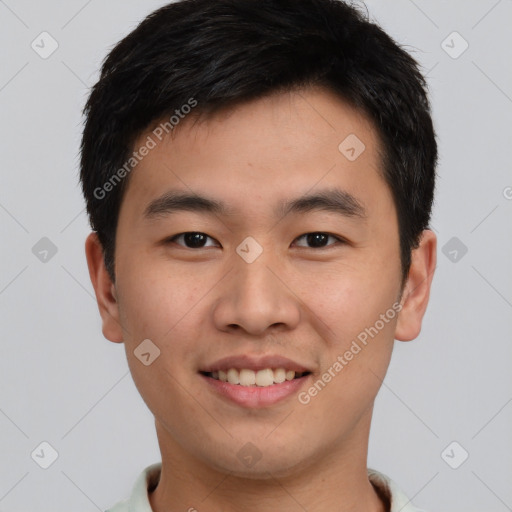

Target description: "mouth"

left=200, top=368, right=312, bottom=387
left=198, top=354, right=314, bottom=407
left=198, top=356, right=314, bottom=408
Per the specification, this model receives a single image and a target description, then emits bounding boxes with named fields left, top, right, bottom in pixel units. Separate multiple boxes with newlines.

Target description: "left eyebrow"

left=276, top=187, right=367, bottom=221
left=142, top=187, right=367, bottom=221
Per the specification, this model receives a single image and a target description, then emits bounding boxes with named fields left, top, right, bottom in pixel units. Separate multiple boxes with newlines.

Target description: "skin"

left=86, top=86, right=436, bottom=512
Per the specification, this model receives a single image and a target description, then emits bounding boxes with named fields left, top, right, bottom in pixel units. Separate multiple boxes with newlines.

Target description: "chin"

left=207, top=443, right=315, bottom=480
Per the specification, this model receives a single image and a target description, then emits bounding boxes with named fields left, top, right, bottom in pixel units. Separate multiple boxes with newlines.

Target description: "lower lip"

left=200, top=373, right=311, bottom=408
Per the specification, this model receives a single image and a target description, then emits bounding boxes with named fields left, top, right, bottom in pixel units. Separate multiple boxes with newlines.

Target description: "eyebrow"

left=143, top=187, right=367, bottom=221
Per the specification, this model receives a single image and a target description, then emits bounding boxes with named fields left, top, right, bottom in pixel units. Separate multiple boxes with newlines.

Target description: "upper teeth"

left=211, top=368, right=303, bottom=387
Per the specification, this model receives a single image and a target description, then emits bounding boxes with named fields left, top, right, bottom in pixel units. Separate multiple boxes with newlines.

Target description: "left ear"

left=395, top=229, right=437, bottom=342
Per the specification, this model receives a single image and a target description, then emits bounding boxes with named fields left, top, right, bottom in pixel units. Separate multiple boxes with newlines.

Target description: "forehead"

left=119, top=86, right=389, bottom=223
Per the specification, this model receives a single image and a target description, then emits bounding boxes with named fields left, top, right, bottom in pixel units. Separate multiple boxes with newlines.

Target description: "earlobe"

left=84, top=232, right=124, bottom=343
left=394, top=229, right=437, bottom=342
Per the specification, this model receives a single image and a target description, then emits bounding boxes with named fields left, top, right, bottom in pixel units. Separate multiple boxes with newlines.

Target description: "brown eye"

left=168, top=232, right=219, bottom=248
left=293, top=232, right=344, bottom=249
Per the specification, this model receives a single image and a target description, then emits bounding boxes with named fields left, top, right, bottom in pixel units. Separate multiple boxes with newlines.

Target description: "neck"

left=149, top=411, right=387, bottom=512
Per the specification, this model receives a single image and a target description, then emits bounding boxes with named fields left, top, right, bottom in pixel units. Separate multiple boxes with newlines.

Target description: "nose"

left=212, top=248, right=301, bottom=336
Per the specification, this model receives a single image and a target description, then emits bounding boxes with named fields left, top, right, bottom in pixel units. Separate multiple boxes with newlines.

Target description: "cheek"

left=295, top=264, right=398, bottom=339
left=117, top=258, right=203, bottom=344
left=299, top=290, right=396, bottom=423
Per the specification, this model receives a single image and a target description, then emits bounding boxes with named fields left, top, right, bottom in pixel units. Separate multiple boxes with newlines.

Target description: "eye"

left=293, top=232, right=346, bottom=249
left=165, top=231, right=346, bottom=250
left=166, top=232, right=219, bottom=249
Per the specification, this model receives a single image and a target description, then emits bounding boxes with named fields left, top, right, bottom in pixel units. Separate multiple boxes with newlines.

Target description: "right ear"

left=84, top=232, right=124, bottom=343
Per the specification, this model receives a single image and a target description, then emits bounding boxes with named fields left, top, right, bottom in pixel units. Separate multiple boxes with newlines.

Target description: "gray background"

left=0, top=0, right=511, bottom=511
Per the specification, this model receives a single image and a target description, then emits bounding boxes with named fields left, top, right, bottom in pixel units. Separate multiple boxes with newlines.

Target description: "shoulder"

left=368, top=468, right=430, bottom=512
left=105, top=463, right=162, bottom=512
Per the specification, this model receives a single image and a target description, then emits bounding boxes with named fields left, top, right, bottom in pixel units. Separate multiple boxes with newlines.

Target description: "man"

left=81, top=1, right=437, bottom=510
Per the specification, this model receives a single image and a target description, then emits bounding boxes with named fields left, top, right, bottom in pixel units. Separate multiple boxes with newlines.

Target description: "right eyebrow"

left=143, top=191, right=232, bottom=220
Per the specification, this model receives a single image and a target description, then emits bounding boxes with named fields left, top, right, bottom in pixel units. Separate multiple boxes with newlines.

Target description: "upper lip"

left=200, top=354, right=313, bottom=373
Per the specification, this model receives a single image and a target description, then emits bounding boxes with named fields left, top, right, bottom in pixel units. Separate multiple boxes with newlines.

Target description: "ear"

left=395, top=229, right=437, bottom=342
left=84, top=232, right=124, bottom=343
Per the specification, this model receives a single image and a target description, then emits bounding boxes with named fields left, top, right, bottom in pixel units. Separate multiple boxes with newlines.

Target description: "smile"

left=202, top=368, right=311, bottom=387
left=200, top=370, right=312, bottom=408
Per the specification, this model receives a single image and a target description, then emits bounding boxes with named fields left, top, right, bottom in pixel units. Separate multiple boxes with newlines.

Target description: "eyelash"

left=165, top=232, right=347, bottom=250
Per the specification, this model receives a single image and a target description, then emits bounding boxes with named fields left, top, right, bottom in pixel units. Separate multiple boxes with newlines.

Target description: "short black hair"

left=80, top=0, right=437, bottom=288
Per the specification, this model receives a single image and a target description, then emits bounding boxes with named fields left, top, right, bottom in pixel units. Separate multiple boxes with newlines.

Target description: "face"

left=87, top=86, right=434, bottom=478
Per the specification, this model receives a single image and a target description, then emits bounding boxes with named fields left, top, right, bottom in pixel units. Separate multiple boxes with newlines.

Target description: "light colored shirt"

left=106, top=463, right=428, bottom=512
